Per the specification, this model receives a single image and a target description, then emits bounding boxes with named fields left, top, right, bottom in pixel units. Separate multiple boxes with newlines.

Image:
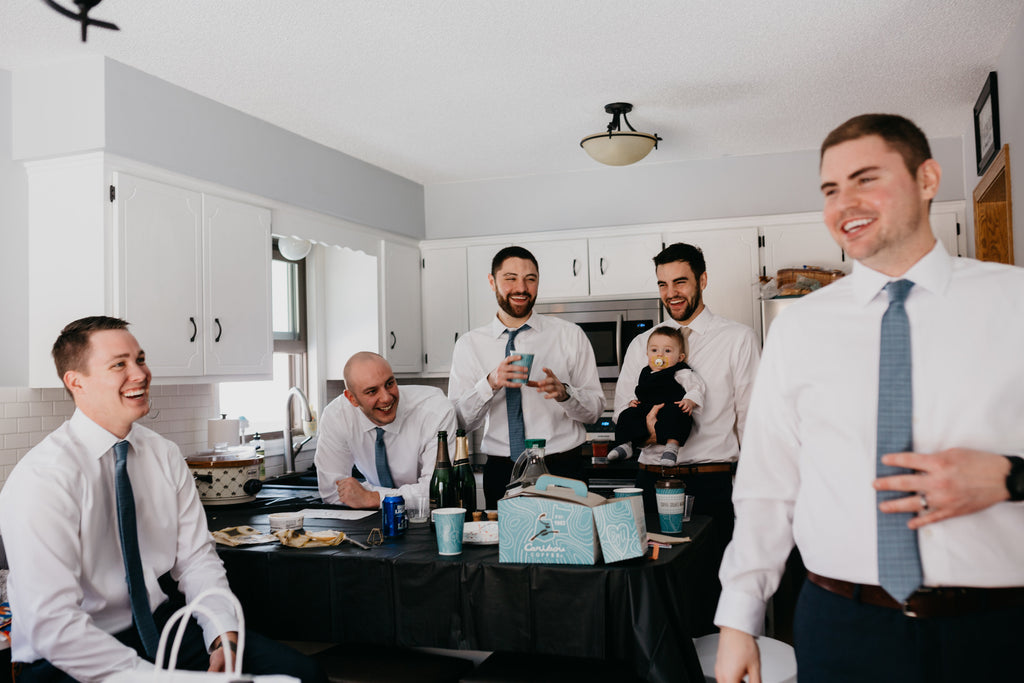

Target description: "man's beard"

left=665, top=286, right=702, bottom=323
left=497, top=290, right=535, bottom=320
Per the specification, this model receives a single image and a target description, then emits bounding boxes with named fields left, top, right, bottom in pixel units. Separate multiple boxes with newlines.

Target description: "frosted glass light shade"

left=580, top=131, right=659, bottom=166
left=278, top=236, right=312, bottom=261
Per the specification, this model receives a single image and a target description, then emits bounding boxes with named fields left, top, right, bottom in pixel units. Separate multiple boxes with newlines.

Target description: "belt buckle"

left=902, top=587, right=933, bottom=618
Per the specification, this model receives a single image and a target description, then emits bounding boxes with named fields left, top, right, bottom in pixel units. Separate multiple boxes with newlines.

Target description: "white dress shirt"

left=315, top=385, right=457, bottom=506
left=0, top=410, right=235, bottom=682
left=614, top=308, right=760, bottom=464
left=716, top=243, right=1024, bottom=636
left=449, top=313, right=604, bottom=456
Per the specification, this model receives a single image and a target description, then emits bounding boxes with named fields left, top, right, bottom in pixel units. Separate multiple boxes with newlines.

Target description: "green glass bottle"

left=452, top=428, right=477, bottom=518
left=429, top=430, right=454, bottom=531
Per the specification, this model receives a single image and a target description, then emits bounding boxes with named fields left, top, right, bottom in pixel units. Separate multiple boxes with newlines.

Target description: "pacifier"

left=653, top=356, right=667, bottom=368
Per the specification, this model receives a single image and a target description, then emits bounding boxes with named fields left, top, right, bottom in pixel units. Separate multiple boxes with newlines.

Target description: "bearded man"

left=449, top=246, right=604, bottom=509
left=614, top=242, right=761, bottom=634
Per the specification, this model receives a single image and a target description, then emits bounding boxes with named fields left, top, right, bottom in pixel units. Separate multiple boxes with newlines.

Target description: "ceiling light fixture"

left=278, top=237, right=312, bottom=261
left=580, top=103, right=662, bottom=166
left=41, top=0, right=120, bottom=42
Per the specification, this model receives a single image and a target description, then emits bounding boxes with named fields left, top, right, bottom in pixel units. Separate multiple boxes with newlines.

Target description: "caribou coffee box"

left=498, top=475, right=646, bottom=565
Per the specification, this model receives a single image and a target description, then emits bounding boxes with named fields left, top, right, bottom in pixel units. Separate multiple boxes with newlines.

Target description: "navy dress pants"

left=793, top=578, right=1024, bottom=682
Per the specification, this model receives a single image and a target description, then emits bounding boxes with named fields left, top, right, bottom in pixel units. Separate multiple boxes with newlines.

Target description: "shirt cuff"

left=713, top=587, right=768, bottom=637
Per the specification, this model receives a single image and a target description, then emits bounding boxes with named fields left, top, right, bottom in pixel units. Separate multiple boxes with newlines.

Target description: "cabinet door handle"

left=600, top=257, right=607, bottom=275
left=214, top=318, right=222, bottom=342
left=454, top=332, right=459, bottom=342
left=390, top=331, right=397, bottom=349
left=189, top=317, right=197, bottom=342
left=572, top=258, right=578, bottom=277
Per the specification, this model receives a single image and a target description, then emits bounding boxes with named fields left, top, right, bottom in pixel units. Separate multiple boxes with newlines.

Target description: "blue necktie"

left=114, top=440, right=160, bottom=658
left=374, top=427, right=396, bottom=488
left=505, top=325, right=530, bottom=461
left=876, top=280, right=922, bottom=603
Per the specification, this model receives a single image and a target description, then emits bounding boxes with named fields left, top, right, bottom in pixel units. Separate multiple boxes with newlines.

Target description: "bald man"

left=314, top=352, right=458, bottom=508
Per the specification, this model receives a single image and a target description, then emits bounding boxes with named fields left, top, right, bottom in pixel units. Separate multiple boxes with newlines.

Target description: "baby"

left=608, top=326, right=706, bottom=465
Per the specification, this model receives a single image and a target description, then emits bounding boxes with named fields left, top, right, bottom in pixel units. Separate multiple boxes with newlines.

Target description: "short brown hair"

left=649, top=326, right=688, bottom=357
left=52, top=316, right=130, bottom=383
left=820, top=114, right=932, bottom=177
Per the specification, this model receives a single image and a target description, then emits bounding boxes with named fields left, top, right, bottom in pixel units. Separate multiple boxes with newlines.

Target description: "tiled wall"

left=0, top=384, right=215, bottom=491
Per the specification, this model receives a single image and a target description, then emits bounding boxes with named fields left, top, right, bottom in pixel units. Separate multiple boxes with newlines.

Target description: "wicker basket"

left=776, top=267, right=844, bottom=288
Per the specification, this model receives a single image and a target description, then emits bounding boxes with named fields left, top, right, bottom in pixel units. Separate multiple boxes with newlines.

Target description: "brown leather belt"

left=639, top=462, right=734, bottom=476
left=807, top=571, right=1024, bottom=618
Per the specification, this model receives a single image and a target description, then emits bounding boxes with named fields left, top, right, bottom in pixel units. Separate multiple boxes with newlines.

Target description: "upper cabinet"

left=26, top=155, right=273, bottom=387
left=420, top=246, right=470, bottom=373
left=116, top=175, right=273, bottom=378
left=588, top=233, right=663, bottom=298
left=761, top=220, right=848, bottom=277
left=520, top=238, right=590, bottom=299
left=380, top=240, right=423, bottom=373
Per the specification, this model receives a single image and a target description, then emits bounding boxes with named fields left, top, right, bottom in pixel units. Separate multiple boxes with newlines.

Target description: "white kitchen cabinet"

left=930, top=206, right=963, bottom=257
left=662, top=226, right=762, bottom=335
left=588, top=233, right=663, bottom=298
left=420, top=246, right=469, bottom=373
left=380, top=240, right=422, bottom=373
left=520, top=238, right=590, bottom=300
left=26, top=156, right=273, bottom=387
left=467, top=243, right=508, bottom=329
left=116, top=174, right=273, bottom=378
left=761, top=219, right=848, bottom=278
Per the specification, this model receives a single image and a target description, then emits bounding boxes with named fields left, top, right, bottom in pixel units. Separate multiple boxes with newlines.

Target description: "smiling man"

left=714, top=114, right=1024, bottom=682
left=0, top=316, right=322, bottom=683
left=314, top=351, right=456, bottom=508
left=449, top=246, right=604, bottom=509
left=613, top=242, right=761, bottom=634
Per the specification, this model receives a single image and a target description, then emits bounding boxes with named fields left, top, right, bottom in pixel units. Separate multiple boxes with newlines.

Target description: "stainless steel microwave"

left=534, top=299, right=662, bottom=379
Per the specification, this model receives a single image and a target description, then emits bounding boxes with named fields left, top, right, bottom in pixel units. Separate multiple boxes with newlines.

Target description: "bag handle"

left=154, top=587, right=246, bottom=677
left=533, top=474, right=588, bottom=498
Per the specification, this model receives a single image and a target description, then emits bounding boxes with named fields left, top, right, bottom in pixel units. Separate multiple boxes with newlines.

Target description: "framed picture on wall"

left=973, top=71, right=1000, bottom=176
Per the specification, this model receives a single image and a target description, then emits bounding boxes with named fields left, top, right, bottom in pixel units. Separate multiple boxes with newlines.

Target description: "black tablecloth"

left=209, top=499, right=714, bottom=683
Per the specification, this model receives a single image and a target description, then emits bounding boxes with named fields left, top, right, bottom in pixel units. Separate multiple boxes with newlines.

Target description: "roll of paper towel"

left=208, top=418, right=241, bottom=448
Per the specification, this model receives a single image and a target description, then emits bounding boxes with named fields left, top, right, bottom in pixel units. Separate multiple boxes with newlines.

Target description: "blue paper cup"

left=509, top=353, right=534, bottom=384
left=434, top=508, right=467, bottom=555
left=613, top=487, right=643, bottom=498
left=655, top=480, right=686, bottom=534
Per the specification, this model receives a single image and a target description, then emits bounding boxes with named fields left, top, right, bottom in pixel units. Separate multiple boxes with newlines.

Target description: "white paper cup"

left=613, top=487, right=643, bottom=498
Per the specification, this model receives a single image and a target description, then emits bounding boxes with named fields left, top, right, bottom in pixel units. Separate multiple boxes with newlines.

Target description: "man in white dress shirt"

left=449, top=246, right=604, bottom=509
left=614, top=242, right=761, bottom=634
left=315, top=351, right=457, bottom=508
left=715, top=114, right=1024, bottom=682
left=0, top=316, right=321, bottom=683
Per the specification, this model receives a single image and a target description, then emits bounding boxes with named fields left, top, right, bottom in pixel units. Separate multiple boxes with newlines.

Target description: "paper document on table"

left=299, top=508, right=376, bottom=521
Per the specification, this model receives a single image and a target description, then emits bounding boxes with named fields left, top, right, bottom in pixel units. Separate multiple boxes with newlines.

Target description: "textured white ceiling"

left=1, top=1, right=1021, bottom=185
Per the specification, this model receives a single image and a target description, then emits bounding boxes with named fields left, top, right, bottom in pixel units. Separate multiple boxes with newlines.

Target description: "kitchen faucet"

left=283, top=386, right=314, bottom=473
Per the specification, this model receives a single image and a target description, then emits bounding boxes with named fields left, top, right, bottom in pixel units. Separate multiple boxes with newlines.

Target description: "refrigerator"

left=760, top=297, right=802, bottom=345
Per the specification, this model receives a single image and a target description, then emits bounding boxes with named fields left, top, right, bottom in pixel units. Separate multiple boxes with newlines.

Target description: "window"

left=218, top=240, right=308, bottom=436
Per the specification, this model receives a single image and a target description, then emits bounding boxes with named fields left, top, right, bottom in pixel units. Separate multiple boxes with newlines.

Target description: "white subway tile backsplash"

left=0, top=384, right=216, bottom=491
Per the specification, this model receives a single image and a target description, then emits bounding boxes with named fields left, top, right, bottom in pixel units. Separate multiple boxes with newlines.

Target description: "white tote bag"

left=107, top=588, right=298, bottom=683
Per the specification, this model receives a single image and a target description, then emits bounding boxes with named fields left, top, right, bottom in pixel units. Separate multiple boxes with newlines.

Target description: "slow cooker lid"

left=186, top=445, right=260, bottom=467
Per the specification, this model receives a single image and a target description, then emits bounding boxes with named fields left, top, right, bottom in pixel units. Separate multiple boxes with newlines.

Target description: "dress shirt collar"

left=69, top=408, right=138, bottom=460
left=487, top=312, right=542, bottom=339
left=656, top=306, right=713, bottom=336
left=850, top=240, right=952, bottom=307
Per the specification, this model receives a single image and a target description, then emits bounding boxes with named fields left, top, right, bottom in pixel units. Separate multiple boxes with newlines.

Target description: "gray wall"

left=960, top=5, right=1024, bottom=264
left=0, top=71, right=29, bottom=386
left=104, top=60, right=424, bottom=238
left=425, top=137, right=965, bottom=240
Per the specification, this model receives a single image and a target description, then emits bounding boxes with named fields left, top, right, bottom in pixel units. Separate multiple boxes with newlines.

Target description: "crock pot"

left=186, top=446, right=263, bottom=506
